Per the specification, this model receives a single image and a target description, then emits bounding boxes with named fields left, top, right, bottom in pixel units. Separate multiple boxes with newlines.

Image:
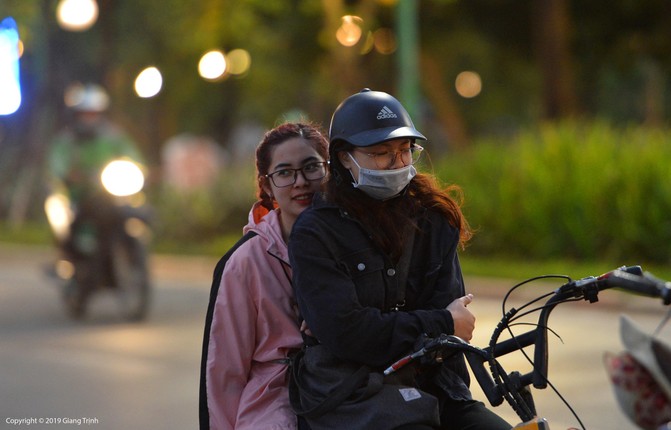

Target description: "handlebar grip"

left=604, top=270, right=671, bottom=304
left=383, top=355, right=413, bottom=376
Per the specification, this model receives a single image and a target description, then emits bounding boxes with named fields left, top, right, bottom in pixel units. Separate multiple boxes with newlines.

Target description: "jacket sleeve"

left=205, top=251, right=257, bottom=430
left=289, top=212, right=458, bottom=368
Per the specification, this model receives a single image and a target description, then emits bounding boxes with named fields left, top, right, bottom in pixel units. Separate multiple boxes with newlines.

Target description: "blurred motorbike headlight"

left=101, top=159, right=145, bottom=197
left=45, top=193, right=73, bottom=241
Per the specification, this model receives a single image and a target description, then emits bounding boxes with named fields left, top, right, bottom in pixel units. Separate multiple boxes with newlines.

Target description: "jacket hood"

left=243, top=201, right=288, bottom=263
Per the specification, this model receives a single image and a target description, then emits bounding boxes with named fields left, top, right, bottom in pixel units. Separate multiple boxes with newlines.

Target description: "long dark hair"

left=255, top=122, right=329, bottom=211
left=326, top=140, right=472, bottom=262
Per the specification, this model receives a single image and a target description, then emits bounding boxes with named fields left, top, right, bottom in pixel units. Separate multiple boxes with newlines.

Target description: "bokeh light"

left=134, top=67, right=162, bottom=98
left=336, top=15, right=363, bottom=47
left=373, top=28, right=396, bottom=54
left=227, top=49, right=251, bottom=76
left=0, top=17, right=21, bottom=115
left=56, top=0, right=98, bottom=32
left=455, top=71, right=482, bottom=98
left=198, top=50, right=226, bottom=81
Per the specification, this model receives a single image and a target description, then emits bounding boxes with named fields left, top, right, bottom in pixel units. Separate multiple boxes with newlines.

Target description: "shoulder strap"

left=198, top=231, right=258, bottom=430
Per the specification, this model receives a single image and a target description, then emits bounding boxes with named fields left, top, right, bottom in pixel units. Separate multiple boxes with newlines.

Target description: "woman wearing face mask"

left=288, top=90, right=510, bottom=430
left=200, top=122, right=329, bottom=430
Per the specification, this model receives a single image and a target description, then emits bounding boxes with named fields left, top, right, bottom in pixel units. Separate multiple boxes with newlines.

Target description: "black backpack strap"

left=199, top=231, right=258, bottom=430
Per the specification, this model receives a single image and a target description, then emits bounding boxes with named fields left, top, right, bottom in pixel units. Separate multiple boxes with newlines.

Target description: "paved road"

left=0, top=245, right=216, bottom=429
left=1, top=243, right=669, bottom=429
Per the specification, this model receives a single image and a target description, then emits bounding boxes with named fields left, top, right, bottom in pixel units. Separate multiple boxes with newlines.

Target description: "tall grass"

left=434, top=120, right=671, bottom=264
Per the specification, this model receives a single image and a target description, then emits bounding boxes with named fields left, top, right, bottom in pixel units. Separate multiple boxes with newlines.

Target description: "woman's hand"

left=300, top=320, right=314, bottom=338
left=446, top=294, right=475, bottom=342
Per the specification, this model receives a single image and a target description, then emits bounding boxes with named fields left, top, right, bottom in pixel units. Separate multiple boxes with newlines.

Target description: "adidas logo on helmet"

left=376, top=106, right=398, bottom=120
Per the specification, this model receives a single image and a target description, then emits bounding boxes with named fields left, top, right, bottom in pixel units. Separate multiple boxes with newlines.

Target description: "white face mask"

left=347, top=152, right=416, bottom=200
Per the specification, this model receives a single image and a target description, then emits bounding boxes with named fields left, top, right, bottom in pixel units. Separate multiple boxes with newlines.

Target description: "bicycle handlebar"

left=485, top=266, right=670, bottom=420
left=386, top=265, right=671, bottom=424
left=598, top=268, right=671, bottom=304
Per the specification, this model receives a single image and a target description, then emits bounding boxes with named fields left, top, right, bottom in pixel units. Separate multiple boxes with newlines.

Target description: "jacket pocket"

left=338, top=249, right=386, bottom=309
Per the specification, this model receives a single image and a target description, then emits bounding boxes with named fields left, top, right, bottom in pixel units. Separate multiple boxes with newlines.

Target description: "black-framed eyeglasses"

left=265, top=161, right=328, bottom=188
left=354, top=145, right=423, bottom=169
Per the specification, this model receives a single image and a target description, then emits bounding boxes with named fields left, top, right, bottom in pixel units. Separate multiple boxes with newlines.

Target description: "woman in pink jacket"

left=200, top=122, right=329, bottom=430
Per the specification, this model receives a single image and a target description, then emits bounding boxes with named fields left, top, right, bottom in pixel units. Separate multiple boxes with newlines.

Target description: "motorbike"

left=45, top=158, right=152, bottom=321
left=385, top=266, right=671, bottom=430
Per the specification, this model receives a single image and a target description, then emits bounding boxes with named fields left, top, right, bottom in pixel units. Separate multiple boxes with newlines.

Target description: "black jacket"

left=288, top=194, right=472, bottom=401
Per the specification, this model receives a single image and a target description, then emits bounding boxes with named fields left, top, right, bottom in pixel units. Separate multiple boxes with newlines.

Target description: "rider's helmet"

left=64, top=83, right=110, bottom=113
left=63, top=83, right=110, bottom=138
left=328, top=88, right=426, bottom=148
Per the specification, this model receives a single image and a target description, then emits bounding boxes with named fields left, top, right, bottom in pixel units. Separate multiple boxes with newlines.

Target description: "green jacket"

left=48, top=123, right=143, bottom=202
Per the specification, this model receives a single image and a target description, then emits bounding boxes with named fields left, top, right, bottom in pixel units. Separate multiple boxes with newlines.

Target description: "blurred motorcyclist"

left=47, top=83, right=145, bottom=256
left=45, top=83, right=151, bottom=320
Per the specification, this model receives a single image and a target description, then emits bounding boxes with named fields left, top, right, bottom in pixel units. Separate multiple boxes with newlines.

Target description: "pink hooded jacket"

left=205, top=203, right=303, bottom=429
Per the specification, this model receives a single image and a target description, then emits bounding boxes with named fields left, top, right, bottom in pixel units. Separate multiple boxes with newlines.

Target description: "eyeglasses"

left=354, top=145, right=423, bottom=169
left=265, top=161, right=328, bottom=188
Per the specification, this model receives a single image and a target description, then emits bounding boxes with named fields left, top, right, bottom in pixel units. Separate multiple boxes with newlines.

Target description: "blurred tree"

left=572, top=0, right=671, bottom=123
left=418, top=0, right=539, bottom=148
left=532, top=0, right=578, bottom=119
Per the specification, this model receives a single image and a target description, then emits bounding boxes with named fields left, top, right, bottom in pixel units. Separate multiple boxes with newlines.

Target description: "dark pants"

left=299, top=417, right=437, bottom=430
left=391, top=399, right=512, bottom=430
left=298, top=400, right=510, bottom=430
left=438, top=399, right=511, bottom=430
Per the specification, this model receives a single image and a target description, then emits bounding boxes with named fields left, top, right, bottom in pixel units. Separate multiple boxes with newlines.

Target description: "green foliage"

left=150, top=159, right=257, bottom=253
left=436, top=120, right=671, bottom=264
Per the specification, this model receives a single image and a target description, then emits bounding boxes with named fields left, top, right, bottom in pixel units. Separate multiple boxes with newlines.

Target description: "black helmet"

left=329, top=88, right=426, bottom=147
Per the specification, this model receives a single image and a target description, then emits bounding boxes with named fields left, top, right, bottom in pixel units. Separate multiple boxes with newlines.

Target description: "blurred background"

left=1, top=0, right=671, bottom=264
